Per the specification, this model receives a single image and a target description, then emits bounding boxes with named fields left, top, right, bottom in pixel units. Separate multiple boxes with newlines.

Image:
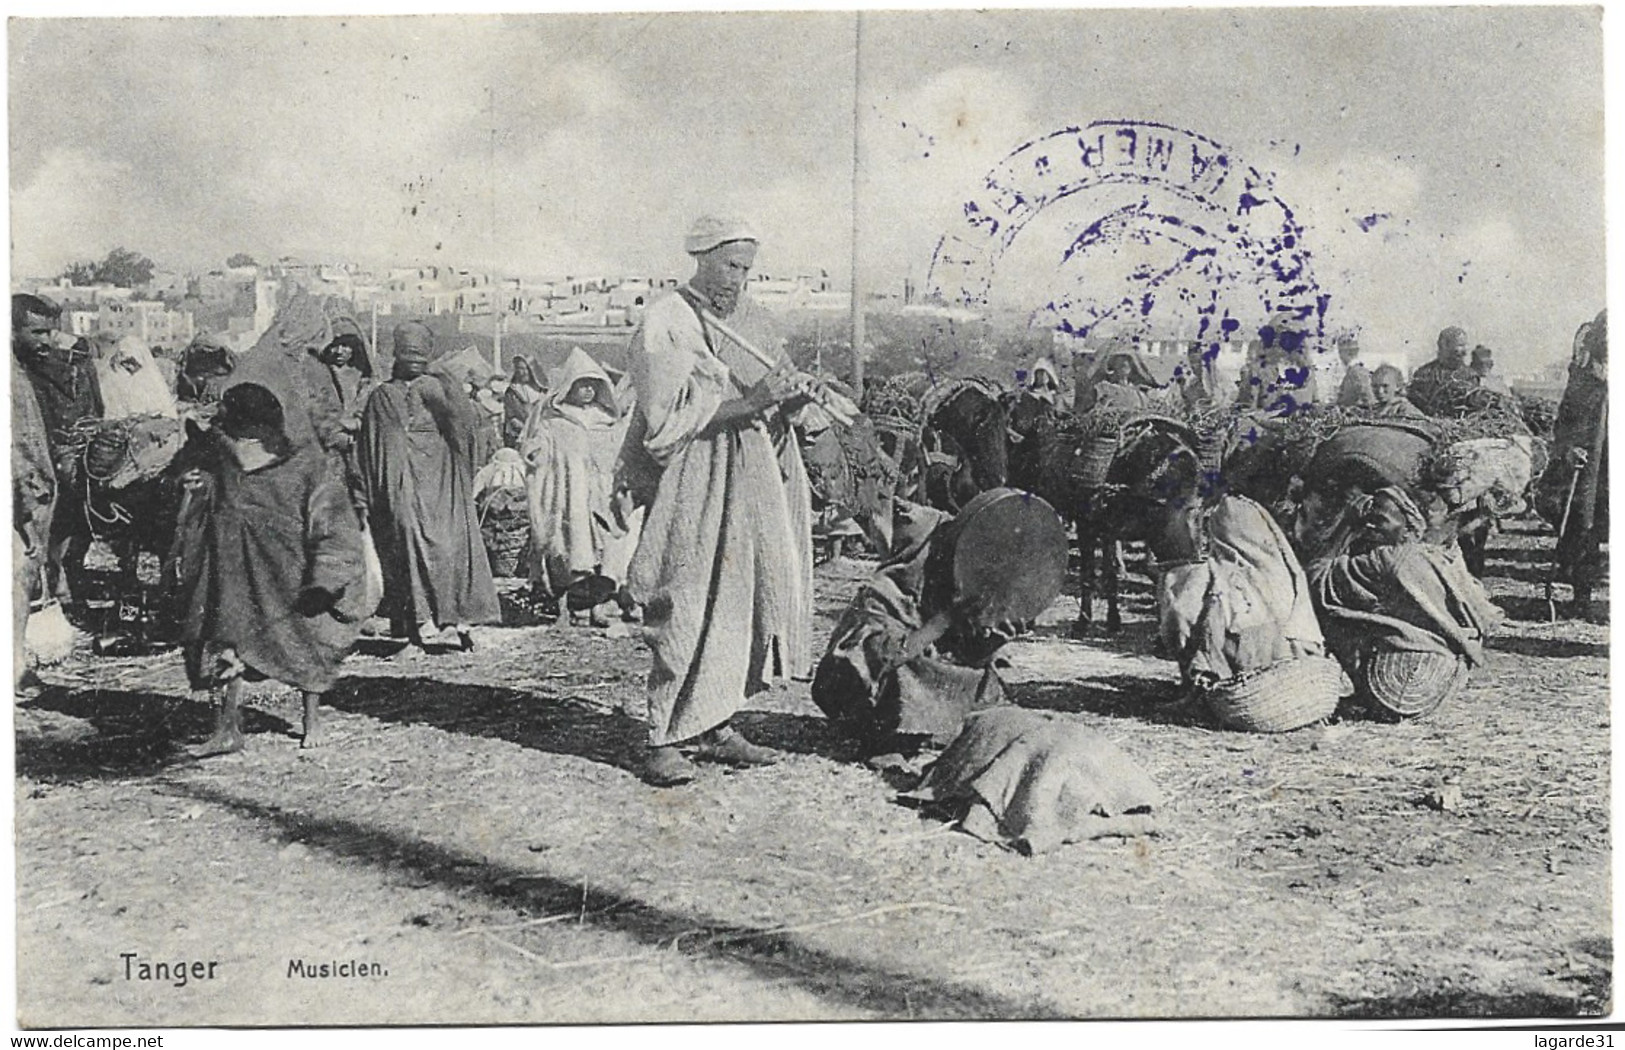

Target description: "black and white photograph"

left=7, top=4, right=1611, bottom=1033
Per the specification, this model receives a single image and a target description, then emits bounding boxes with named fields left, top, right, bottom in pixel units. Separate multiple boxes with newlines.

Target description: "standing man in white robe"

left=620, top=216, right=815, bottom=786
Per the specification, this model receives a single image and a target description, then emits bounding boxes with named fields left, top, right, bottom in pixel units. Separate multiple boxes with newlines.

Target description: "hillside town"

left=14, top=251, right=1576, bottom=406
left=20, top=256, right=848, bottom=350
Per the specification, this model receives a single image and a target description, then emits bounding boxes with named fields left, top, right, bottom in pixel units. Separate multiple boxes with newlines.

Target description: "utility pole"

left=488, top=82, right=502, bottom=375
left=849, top=10, right=865, bottom=393
left=493, top=305, right=503, bottom=373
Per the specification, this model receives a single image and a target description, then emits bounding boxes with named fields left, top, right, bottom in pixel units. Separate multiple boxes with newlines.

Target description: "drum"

left=945, top=487, right=1069, bottom=629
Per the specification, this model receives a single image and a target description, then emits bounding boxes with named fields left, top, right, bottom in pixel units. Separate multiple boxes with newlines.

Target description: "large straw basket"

left=1201, top=654, right=1344, bottom=733
left=478, top=488, right=530, bottom=579
left=1040, top=413, right=1123, bottom=493
left=1361, top=649, right=1468, bottom=721
left=1076, top=430, right=1122, bottom=489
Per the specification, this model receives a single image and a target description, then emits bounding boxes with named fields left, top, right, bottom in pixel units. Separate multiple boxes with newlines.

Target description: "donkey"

left=918, top=378, right=1013, bottom=513
left=1031, top=410, right=1204, bottom=636
left=62, top=414, right=199, bottom=647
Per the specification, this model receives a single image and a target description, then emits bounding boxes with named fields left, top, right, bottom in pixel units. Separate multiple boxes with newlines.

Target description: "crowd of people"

left=9, top=277, right=661, bottom=761
left=1062, top=322, right=1522, bottom=422
left=1054, top=315, right=1604, bottom=612
left=9, top=218, right=1610, bottom=826
left=10, top=218, right=846, bottom=793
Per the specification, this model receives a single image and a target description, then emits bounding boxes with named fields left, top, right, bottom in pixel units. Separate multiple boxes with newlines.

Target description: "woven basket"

left=1075, top=430, right=1122, bottom=489
left=1197, top=426, right=1231, bottom=475
left=1201, top=654, right=1344, bottom=733
left=862, top=378, right=923, bottom=436
left=1361, top=649, right=1468, bottom=720
left=72, top=414, right=184, bottom=488
left=479, top=495, right=530, bottom=578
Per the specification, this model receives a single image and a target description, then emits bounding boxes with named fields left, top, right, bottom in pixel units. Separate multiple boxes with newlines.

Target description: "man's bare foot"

left=301, top=692, right=326, bottom=748
left=190, top=728, right=245, bottom=757
left=15, top=668, right=45, bottom=702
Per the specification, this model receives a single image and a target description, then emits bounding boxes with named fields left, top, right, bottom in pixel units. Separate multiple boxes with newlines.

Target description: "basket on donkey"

left=1039, top=409, right=1200, bottom=501
left=1198, top=654, right=1345, bottom=733
left=64, top=413, right=189, bottom=491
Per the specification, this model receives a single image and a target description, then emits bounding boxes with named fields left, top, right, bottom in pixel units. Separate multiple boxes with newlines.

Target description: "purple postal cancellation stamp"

left=928, top=120, right=1330, bottom=406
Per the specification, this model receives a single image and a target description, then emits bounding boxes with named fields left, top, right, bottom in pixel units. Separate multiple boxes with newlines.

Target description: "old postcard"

left=8, top=6, right=1609, bottom=1033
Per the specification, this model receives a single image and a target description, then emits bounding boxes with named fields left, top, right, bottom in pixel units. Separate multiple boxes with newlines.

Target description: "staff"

left=695, top=304, right=860, bottom=427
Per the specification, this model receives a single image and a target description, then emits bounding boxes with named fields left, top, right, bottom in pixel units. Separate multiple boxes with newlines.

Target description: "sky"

left=7, top=6, right=1607, bottom=371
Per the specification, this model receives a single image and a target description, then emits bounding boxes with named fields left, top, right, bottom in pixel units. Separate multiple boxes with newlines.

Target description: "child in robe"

left=519, top=348, right=629, bottom=627
left=175, top=383, right=367, bottom=754
left=1372, top=364, right=1426, bottom=419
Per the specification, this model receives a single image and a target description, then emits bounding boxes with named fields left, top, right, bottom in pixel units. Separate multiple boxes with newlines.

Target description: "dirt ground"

left=13, top=516, right=1610, bottom=1026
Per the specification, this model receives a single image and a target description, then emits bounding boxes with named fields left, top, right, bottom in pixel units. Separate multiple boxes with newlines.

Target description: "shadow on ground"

left=732, top=710, right=850, bottom=760
left=1011, top=674, right=1202, bottom=727
left=17, top=686, right=290, bottom=783
left=1488, top=561, right=1572, bottom=586
left=1327, top=979, right=1609, bottom=1019
left=325, top=677, right=648, bottom=774
left=1324, top=937, right=1610, bottom=1018
left=1494, top=596, right=1609, bottom=625
left=325, top=676, right=858, bottom=774
left=1488, top=635, right=1609, bottom=661
left=166, top=779, right=1064, bottom=1021
left=1026, top=619, right=1165, bottom=650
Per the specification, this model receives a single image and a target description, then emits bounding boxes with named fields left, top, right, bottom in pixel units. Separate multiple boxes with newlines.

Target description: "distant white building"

left=539, top=299, right=608, bottom=327
left=750, top=273, right=848, bottom=313
left=608, top=280, right=652, bottom=310
left=141, top=271, right=188, bottom=300
left=97, top=298, right=195, bottom=349
left=221, top=279, right=279, bottom=352
left=195, top=269, right=257, bottom=309
left=24, top=279, right=133, bottom=313
left=66, top=311, right=99, bottom=338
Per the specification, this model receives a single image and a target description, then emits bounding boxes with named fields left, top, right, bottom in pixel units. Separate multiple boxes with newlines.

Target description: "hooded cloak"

left=519, top=347, right=627, bottom=597
left=906, top=708, right=1161, bottom=854
left=503, top=355, right=546, bottom=448
left=176, top=387, right=365, bottom=693
left=356, top=322, right=500, bottom=630
left=1156, top=495, right=1326, bottom=684
left=1311, top=487, right=1500, bottom=668
left=97, top=336, right=178, bottom=420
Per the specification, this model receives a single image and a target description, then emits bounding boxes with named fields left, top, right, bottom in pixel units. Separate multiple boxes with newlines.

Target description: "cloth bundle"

left=1426, top=435, right=1536, bottom=517
left=98, top=336, right=179, bottom=420
left=474, top=447, right=528, bottom=500
left=907, top=708, right=1161, bottom=855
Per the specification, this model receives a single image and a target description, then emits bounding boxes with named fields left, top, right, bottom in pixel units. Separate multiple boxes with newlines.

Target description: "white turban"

left=684, top=215, right=759, bottom=255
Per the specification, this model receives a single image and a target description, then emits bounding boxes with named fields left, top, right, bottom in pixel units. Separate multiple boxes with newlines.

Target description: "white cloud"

left=12, top=149, right=142, bottom=275
left=858, top=65, right=1041, bottom=291
left=1265, top=154, right=1582, bottom=373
